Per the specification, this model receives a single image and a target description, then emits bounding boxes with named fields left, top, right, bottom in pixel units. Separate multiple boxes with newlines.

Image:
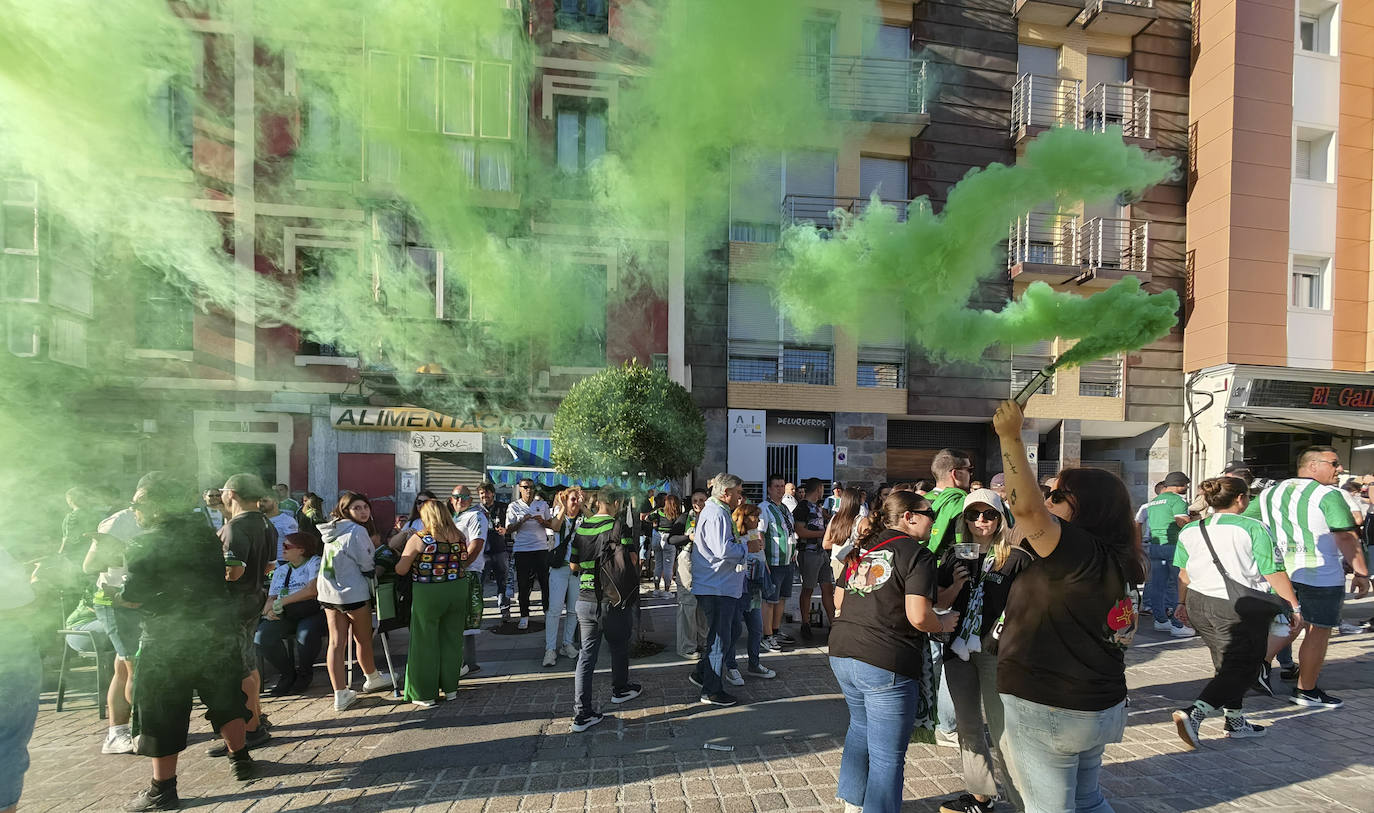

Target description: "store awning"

left=1228, top=406, right=1374, bottom=436
left=489, top=437, right=669, bottom=491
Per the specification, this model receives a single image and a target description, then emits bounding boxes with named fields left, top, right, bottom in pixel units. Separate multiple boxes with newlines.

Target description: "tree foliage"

left=552, top=361, right=705, bottom=482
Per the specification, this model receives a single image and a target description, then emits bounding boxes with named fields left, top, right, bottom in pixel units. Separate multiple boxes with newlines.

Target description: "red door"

left=337, top=453, right=397, bottom=535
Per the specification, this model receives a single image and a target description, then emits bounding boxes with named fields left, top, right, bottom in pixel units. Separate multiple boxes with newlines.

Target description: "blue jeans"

left=829, top=656, right=919, bottom=813
left=1, top=627, right=40, bottom=809
left=693, top=593, right=741, bottom=697
left=255, top=611, right=326, bottom=682
left=727, top=596, right=763, bottom=670
left=1146, top=543, right=1180, bottom=625
left=573, top=599, right=631, bottom=718
left=1000, top=694, right=1126, bottom=813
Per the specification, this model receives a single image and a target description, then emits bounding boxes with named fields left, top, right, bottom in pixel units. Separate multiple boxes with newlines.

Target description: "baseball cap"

left=1222, top=461, right=1251, bottom=475
left=962, top=488, right=1008, bottom=521
left=1162, top=471, right=1191, bottom=488
left=989, top=473, right=1006, bottom=489
left=221, top=473, right=268, bottom=500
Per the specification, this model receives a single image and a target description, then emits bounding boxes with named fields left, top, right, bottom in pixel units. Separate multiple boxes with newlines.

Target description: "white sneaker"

left=559, top=643, right=580, bottom=660
left=724, top=668, right=744, bottom=687
left=333, top=689, right=359, bottom=712
left=1171, top=624, right=1196, bottom=638
left=362, top=672, right=394, bottom=692
left=543, top=649, right=558, bottom=667
left=1153, top=619, right=1173, bottom=632
left=518, top=617, right=530, bottom=630
left=102, top=729, right=135, bottom=755
left=411, top=699, right=437, bottom=709
left=1338, top=622, right=1366, bottom=635
left=935, top=729, right=959, bottom=749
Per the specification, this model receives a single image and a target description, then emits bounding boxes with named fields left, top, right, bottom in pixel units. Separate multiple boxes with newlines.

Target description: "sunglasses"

left=908, top=508, right=936, bottom=520
left=1048, top=488, right=1073, bottom=505
left=963, top=508, right=1000, bottom=522
left=283, top=542, right=303, bottom=551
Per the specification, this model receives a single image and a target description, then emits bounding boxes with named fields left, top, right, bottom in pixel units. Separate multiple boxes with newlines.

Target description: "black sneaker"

left=1171, top=706, right=1205, bottom=749
left=1252, top=661, right=1275, bottom=697
left=800, top=624, right=813, bottom=642
left=268, top=677, right=296, bottom=697
left=570, top=712, right=605, bottom=732
left=939, top=793, right=995, bottom=813
left=1291, top=687, right=1343, bottom=708
left=1222, top=716, right=1266, bottom=739
left=688, top=672, right=703, bottom=689
left=228, top=749, right=257, bottom=781
left=1279, top=663, right=1300, bottom=681
left=700, top=692, right=738, bottom=707
left=774, top=631, right=796, bottom=644
left=611, top=683, right=642, bottom=704
left=125, top=779, right=179, bottom=811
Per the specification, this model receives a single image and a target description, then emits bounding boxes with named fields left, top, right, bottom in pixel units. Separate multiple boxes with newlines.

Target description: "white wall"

left=1288, top=309, right=1335, bottom=369
left=1293, top=53, right=1340, bottom=128
left=1289, top=182, right=1337, bottom=254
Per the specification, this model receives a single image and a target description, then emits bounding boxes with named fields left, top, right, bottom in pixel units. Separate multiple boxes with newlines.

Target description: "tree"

left=552, top=361, right=705, bottom=484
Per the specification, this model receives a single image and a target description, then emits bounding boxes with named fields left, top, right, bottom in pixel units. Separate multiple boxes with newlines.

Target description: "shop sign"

left=727, top=409, right=767, bottom=482
left=769, top=414, right=831, bottom=428
left=1248, top=379, right=1374, bottom=412
left=410, top=431, right=483, bottom=454
left=331, top=406, right=553, bottom=432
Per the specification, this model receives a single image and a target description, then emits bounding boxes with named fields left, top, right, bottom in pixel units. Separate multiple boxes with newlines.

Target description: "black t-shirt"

left=123, top=514, right=234, bottom=644
left=655, top=511, right=689, bottom=546
left=828, top=530, right=938, bottom=680
left=483, top=500, right=509, bottom=554
left=997, top=521, right=1132, bottom=711
left=793, top=500, right=824, bottom=552
left=219, top=511, right=275, bottom=610
left=573, top=514, right=633, bottom=600
left=943, top=545, right=1034, bottom=661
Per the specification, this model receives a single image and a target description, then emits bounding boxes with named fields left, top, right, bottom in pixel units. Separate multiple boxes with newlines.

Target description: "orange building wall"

left=1185, top=0, right=1293, bottom=372
left=1340, top=3, right=1374, bottom=371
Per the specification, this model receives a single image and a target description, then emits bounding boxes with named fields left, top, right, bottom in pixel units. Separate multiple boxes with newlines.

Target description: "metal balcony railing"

left=1079, top=217, right=1149, bottom=273
left=1084, top=82, right=1150, bottom=139
left=1012, top=73, right=1081, bottom=133
left=1009, top=212, right=1080, bottom=267
left=1009, top=213, right=1150, bottom=274
left=797, top=55, right=927, bottom=116
left=783, top=194, right=917, bottom=228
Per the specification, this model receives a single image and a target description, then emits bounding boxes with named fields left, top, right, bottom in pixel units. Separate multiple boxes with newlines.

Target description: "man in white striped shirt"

left=1245, top=445, right=1371, bottom=708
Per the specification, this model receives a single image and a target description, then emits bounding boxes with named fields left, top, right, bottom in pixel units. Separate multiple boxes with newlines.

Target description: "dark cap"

left=1222, top=461, right=1251, bottom=475
left=989, top=473, right=1006, bottom=488
left=1162, top=471, right=1191, bottom=488
left=221, top=473, right=268, bottom=500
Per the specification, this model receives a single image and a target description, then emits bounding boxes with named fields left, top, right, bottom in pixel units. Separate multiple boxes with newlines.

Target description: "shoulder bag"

left=1197, top=520, right=1292, bottom=621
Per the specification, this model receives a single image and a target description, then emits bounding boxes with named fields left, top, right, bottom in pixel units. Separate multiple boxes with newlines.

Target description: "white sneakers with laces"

left=559, top=643, right=580, bottom=660
left=333, top=689, right=359, bottom=712
left=724, top=668, right=744, bottom=687
left=362, top=671, right=394, bottom=692
left=542, top=649, right=558, bottom=667
left=102, top=727, right=135, bottom=754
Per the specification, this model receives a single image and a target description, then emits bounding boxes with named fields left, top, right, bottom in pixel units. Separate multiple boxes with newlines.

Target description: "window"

left=555, top=96, right=608, bottom=177
left=1, top=180, right=39, bottom=303
left=134, top=269, right=195, bottom=351
left=1295, top=130, right=1334, bottom=182
left=858, top=300, right=906, bottom=388
left=557, top=0, right=609, bottom=34
left=1079, top=355, right=1123, bottom=398
left=1298, top=4, right=1336, bottom=55
left=728, top=280, right=834, bottom=385
left=1011, top=340, right=1055, bottom=397
left=49, top=316, right=87, bottom=368
left=1290, top=257, right=1328, bottom=310
left=148, top=71, right=194, bottom=166
left=6, top=310, right=40, bottom=358
left=859, top=156, right=908, bottom=204
left=297, top=68, right=362, bottom=182
left=551, top=264, right=607, bottom=368
left=729, top=148, right=782, bottom=242
left=295, top=245, right=360, bottom=356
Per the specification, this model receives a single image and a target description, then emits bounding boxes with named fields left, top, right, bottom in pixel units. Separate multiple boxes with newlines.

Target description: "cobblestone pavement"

left=20, top=591, right=1374, bottom=812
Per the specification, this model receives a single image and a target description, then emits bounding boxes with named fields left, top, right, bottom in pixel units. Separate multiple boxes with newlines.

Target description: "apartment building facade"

left=1185, top=0, right=1374, bottom=479
left=714, top=0, right=1191, bottom=501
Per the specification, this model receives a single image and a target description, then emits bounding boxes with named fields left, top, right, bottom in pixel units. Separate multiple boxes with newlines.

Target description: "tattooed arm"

left=993, top=399, right=1062, bottom=558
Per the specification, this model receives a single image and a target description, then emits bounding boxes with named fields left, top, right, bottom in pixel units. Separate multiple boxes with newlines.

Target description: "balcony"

left=1011, top=74, right=1081, bottom=143
left=1009, top=213, right=1150, bottom=287
left=782, top=194, right=919, bottom=229
left=796, top=55, right=929, bottom=129
left=1077, top=0, right=1157, bottom=36
left=1083, top=82, right=1151, bottom=143
left=1012, top=0, right=1086, bottom=25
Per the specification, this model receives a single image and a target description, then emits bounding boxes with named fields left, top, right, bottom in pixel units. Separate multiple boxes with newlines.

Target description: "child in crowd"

left=732, top=505, right=778, bottom=680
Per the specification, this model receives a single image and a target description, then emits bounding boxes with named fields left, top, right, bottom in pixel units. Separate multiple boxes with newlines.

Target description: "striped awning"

left=488, top=437, right=670, bottom=491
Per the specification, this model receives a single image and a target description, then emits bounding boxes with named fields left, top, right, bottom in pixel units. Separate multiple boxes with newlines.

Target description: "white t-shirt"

left=1174, top=514, right=1283, bottom=600
left=506, top=499, right=551, bottom=553
left=455, top=507, right=490, bottom=573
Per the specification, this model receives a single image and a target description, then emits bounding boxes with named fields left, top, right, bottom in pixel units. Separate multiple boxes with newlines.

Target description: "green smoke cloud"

left=774, top=126, right=1179, bottom=368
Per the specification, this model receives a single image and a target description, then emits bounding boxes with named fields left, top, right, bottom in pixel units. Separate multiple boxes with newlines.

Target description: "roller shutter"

left=420, top=452, right=485, bottom=495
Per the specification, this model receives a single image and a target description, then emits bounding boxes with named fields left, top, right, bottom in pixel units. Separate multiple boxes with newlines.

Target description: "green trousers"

left=403, top=578, right=469, bottom=703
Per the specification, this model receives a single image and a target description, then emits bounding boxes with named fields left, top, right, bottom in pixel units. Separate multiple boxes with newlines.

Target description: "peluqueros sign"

left=330, top=406, right=553, bottom=432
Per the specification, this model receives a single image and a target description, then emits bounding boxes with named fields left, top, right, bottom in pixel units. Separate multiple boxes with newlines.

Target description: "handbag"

left=1197, top=520, right=1292, bottom=620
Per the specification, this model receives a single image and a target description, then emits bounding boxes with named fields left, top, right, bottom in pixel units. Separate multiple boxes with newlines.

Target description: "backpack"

left=595, top=519, right=640, bottom=609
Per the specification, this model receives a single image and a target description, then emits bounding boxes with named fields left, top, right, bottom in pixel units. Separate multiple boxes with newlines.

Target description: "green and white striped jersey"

left=1244, top=478, right=1356, bottom=588
left=1174, top=514, right=1283, bottom=600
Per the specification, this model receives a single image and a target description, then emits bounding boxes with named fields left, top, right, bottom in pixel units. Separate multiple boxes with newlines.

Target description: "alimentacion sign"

left=331, top=406, right=555, bottom=432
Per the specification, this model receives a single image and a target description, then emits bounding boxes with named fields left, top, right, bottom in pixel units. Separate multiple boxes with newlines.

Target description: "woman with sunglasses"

left=829, top=491, right=960, bottom=813
left=992, top=400, right=1146, bottom=813
left=255, top=531, right=325, bottom=696
left=937, top=489, right=1032, bottom=813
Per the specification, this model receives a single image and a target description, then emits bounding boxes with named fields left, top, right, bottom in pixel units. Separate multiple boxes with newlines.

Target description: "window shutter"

left=1295, top=139, right=1312, bottom=180
left=729, top=148, right=783, bottom=226
left=728, top=281, right=779, bottom=352
left=859, top=157, right=908, bottom=201
left=858, top=300, right=905, bottom=352
left=784, top=150, right=836, bottom=198
left=782, top=314, right=832, bottom=347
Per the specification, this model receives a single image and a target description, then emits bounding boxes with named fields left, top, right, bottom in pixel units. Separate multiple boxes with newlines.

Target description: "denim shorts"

left=1, top=629, right=41, bottom=809
left=93, top=603, right=142, bottom=660
left=1293, top=582, right=1345, bottom=628
left=769, top=563, right=795, bottom=599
